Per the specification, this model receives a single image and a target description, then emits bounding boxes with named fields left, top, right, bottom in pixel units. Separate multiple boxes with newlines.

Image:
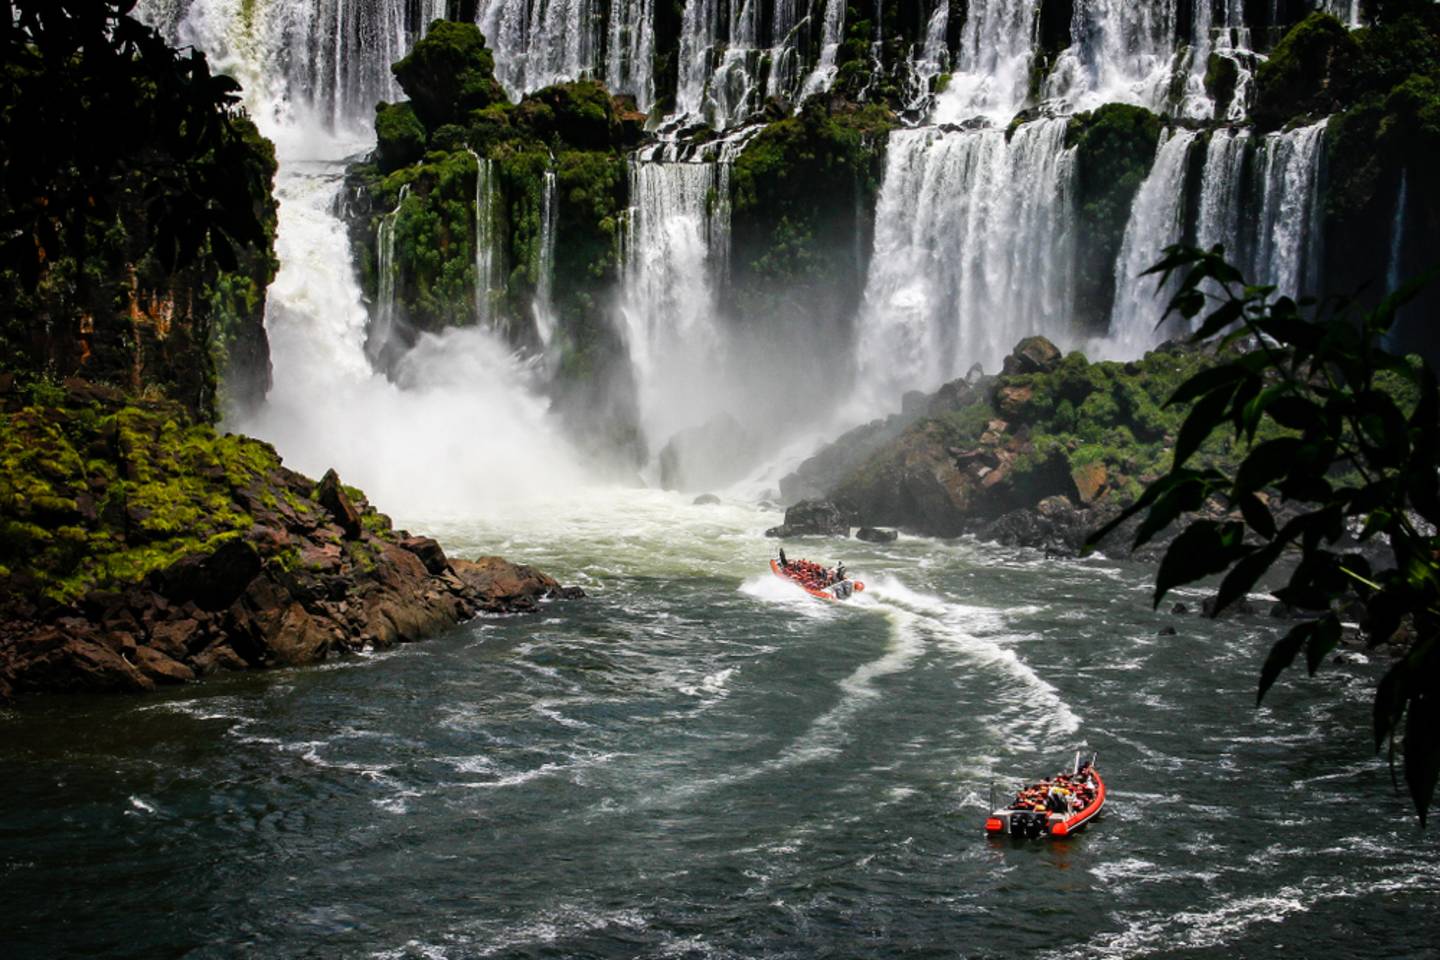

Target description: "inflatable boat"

left=985, top=754, right=1105, bottom=839
left=770, top=558, right=864, bottom=602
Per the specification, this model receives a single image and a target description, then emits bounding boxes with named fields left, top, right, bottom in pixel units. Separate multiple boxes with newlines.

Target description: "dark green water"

left=2, top=495, right=1436, bottom=958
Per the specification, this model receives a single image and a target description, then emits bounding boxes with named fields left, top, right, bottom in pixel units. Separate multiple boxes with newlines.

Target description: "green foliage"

left=729, top=99, right=894, bottom=307
left=1089, top=245, right=1440, bottom=825
left=0, top=398, right=270, bottom=603
left=1067, top=104, right=1164, bottom=330
left=0, top=0, right=279, bottom=421
left=375, top=101, right=427, bottom=174
left=391, top=19, right=504, bottom=130
left=1253, top=12, right=1360, bottom=130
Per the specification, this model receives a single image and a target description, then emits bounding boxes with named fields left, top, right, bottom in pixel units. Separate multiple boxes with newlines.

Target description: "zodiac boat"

left=769, top=558, right=864, bottom=602
left=985, top=753, right=1105, bottom=839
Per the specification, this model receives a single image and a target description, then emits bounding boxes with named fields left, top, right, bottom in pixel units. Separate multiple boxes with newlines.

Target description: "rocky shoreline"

left=0, top=380, right=579, bottom=705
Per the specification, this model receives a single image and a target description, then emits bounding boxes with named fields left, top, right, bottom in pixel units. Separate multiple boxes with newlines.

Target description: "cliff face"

left=0, top=382, right=577, bottom=704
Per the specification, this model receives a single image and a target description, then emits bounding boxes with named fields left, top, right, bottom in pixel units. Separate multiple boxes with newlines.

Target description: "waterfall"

left=480, top=0, right=588, bottom=99
left=1106, top=129, right=1200, bottom=357
left=1175, top=0, right=1255, bottom=121
left=137, top=0, right=438, bottom=128
left=900, top=2, right=952, bottom=114
left=854, top=119, right=1078, bottom=404
left=1387, top=168, right=1409, bottom=295
left=606, top=0, right=657, bottom=113
left=371, top=184, right=411, bottom=364
left=1252, top=119, right=1327, bottom=299
left=675, top=0, right=723, bottom=121
left=765, top=0, right=805, bottom=100
left=1196, top=127, right=1252, bottom=261
left=932, top=0, right=1038, bottom=123
left=800, top=0, right=847, bottom=101
left=533, top=168, right=558, bottom=348
left=620, top=145, right=736, bottom=446
left=1044, top=0, right=1181, bottom=115
left=470, top=151, right=506, bottom=331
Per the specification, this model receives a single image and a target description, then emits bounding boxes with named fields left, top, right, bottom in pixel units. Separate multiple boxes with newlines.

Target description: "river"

left=3, top=490, right=1436, bottom=958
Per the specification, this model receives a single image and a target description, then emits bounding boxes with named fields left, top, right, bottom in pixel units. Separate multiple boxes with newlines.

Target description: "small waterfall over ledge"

left=854, top=119, right=1077, bottom=405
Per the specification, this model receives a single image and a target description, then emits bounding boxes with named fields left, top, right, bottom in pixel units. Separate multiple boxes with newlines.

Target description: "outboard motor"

left=1010, top=811, right=1048, bottom=839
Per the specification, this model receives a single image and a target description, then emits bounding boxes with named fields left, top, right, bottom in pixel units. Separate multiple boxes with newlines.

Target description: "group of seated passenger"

left=1009, top=767, right=1097, bottom=815
left=779, top=551, right=844, bottom=590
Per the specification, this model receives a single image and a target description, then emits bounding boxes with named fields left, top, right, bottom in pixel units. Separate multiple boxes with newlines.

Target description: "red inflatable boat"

left=770, top=558, right=864, bottom=602
left=985, top=754, right=1105, bottom=839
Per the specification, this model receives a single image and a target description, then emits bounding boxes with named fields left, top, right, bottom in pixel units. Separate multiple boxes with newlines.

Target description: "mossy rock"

left=1252, top=12, right=1359, bottom=131
left=1066, top=103, right=1164, bottom=331
left=392, top=20, right=506, bottom=130
left=375, top=101, right=427, bottom=174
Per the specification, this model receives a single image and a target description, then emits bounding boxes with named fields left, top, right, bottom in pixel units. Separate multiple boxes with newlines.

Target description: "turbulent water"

left=6, top=494, right=1439, bottom=958
left=17, top=5, right=1431, bottom=956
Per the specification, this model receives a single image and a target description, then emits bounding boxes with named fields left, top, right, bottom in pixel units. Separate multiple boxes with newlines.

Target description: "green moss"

left=0, top=399, right=282, bottom=604
left=1253, top=12, right=1360, bottom=131
left=391, top=20, right=505, bottom=130
left=1066, top=104, right=1164, bottom=332
left=375, top=101, right=427, bottom=173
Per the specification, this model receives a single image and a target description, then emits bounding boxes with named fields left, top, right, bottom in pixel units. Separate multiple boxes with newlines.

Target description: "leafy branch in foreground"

left=1087, top=245, right=1440, bottom=825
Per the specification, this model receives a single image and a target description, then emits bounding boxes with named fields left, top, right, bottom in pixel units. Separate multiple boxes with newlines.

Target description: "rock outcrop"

left=0, top=390, right=578, bottom=704
left=784, top=336, right=1235, bottom=549
left=764, top=499, right=850, bottom=539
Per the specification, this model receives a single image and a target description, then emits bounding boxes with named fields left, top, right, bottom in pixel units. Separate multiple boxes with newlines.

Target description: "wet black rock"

left=856, top=526, right=898, bottom=543
left=693, top=493, right=721, bottom=505
left=764, top=499, right=850, bottom=539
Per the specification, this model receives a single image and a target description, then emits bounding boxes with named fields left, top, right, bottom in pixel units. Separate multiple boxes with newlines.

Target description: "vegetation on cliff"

left=728, top=98, right=895, bottom=342
left=822, top=335, right=1258, bottom=540
left=0, top=0, right=279, bottom=421
left=1093, top=245, right=1440, bottom=824
left=1253, top=5, right=1440, bottom=348
left=0, top=380, right=573, bottom=703
left=1066, top=104, right=1165, bottom=332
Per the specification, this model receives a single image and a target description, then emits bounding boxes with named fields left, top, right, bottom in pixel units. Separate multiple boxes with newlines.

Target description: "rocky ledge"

left=776, top=336, right=1226, bottom=554
left=0, top=380, right=580, bottom=704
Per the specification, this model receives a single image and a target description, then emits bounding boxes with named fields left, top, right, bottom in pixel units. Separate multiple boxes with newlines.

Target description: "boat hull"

left=985, top=770, right=1106, bottom=839
left=769, top=559, right=863, bottom=602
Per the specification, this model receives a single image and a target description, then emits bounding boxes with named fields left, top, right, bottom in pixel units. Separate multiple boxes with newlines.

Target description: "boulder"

left=692, top=493, right=721, bottom=505
left=994, top=383, right=1035, bottom=420
left=764, top=499, right=850, bottom=538
left=133, top=646, right=195, bottom=685
left=158, top=538, right=262, bottom=612
left=1072, top=460, right=1109, bottom=505
left=398, top=535, right=450, bottom=575
left=856, top=526, right=898, bottom=543
left=314, top=468, right=363, bottom=539
left=1001, top=336, right=1062, bottom=376
left=451, top=556, right=562, bottom=609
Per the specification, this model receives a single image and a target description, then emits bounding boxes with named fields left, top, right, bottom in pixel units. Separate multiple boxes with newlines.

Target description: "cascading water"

left=481, top=0, right=597, bottom=101
left=619, top=146, right=734, bottom=448
left=606, top=0, right=657, bottom=113
left=1252, top=119, right=1327, bottom=299
left=1175, top=0, right=1255, bottom=121
left=853, top=119, right=1078, bottom=406
left=800, top=0, right=847, bottom=100
left=1196, top=127, right=1252, bottom=260
left=899, top=2, right=952, bottom=114
left=533, top=168, right=559, bottom=348
left=1105, top=129, right=1201, bottom=357
left=1043, top=0, right=1182, bottom=114
left=932, top=0, right=1038, bottom=124
left=370, top=184, right=411, bottom=366
left=136, top=0, right=443, bottom=128
left=471, top=151, right=506, bottom=331
left=765, top=0, right=805, bottom=100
